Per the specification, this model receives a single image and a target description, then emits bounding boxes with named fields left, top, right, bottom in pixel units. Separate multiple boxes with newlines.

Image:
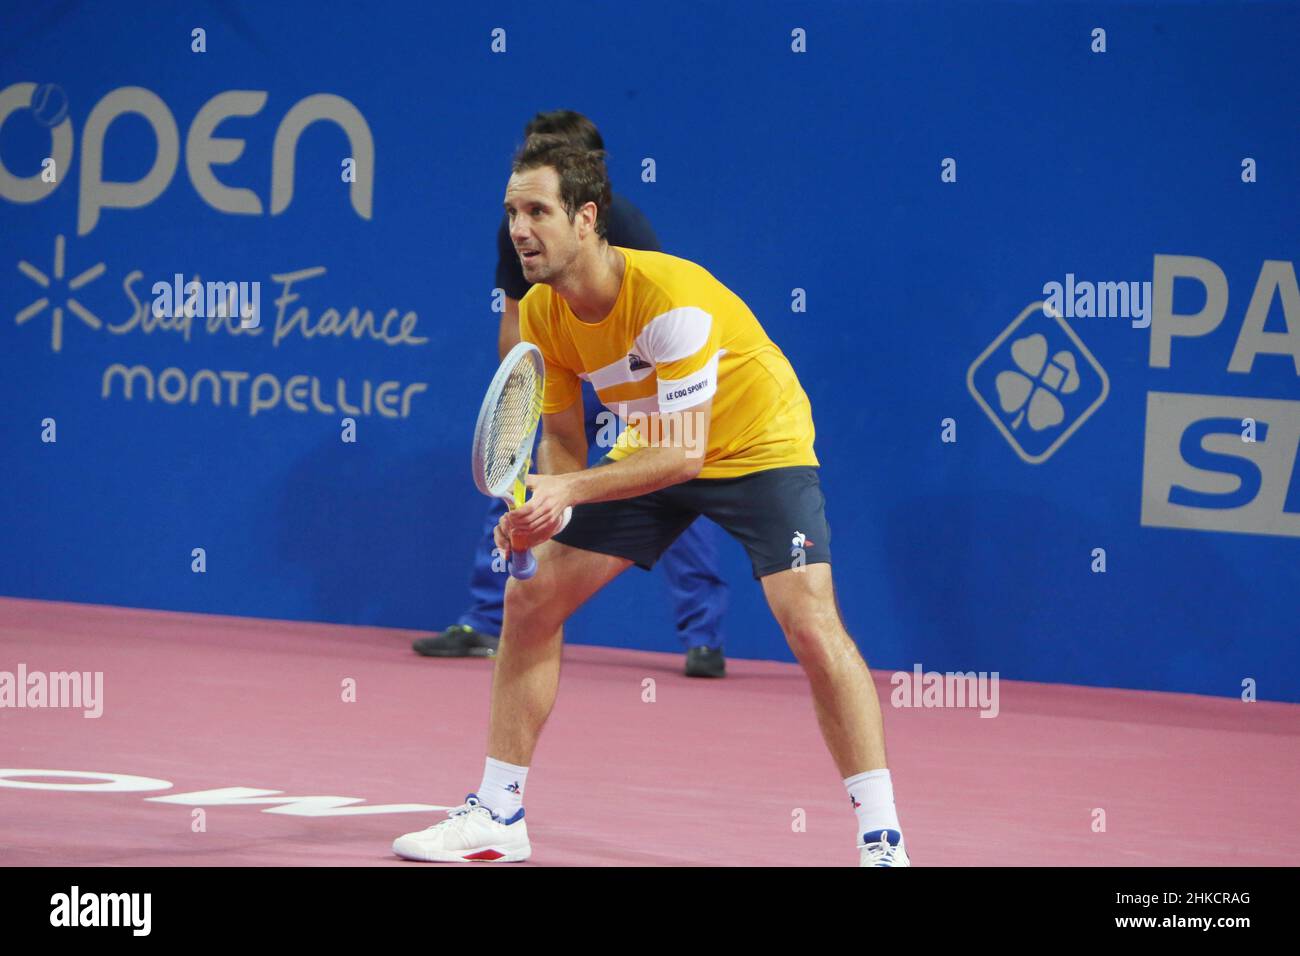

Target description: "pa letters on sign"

left=1141, top=256, right=1300, bottom=539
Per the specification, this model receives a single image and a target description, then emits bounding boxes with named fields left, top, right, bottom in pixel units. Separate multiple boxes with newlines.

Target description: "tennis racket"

left=471, top=341, right=546, bottom=580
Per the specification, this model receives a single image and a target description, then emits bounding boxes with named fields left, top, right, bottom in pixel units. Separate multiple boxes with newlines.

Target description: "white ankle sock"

left=477, top=756, right=528, bottom=818
left=844, top=768, right=901, bottom=838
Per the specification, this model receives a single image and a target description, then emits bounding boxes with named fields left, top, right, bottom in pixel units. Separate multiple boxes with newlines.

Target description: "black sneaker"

left=412, top=624, right=500, bottom=658
left=685, top=645, right=726, bottom=678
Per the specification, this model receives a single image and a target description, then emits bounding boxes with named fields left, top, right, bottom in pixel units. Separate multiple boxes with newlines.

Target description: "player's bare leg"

left=762, top=563, right=909, bottom=865
left=393, top=538, right=629, bottom=862
left=487, top=539, right=631, bottom=765
left=761, top=564, right=885, bottom=773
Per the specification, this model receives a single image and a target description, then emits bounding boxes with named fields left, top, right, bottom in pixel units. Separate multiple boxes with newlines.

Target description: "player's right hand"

left=498, top=509, right=550, bottom=554
left=493, top=512, right=513, bottom=557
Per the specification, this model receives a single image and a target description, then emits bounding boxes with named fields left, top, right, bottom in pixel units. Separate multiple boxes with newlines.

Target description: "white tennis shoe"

left=858, top=829, right=910, bottom=867
left=392, top=794, right=530, bottom=863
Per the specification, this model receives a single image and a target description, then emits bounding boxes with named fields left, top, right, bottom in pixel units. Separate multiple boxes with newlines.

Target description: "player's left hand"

left=509, top=473, right=574, bottom=544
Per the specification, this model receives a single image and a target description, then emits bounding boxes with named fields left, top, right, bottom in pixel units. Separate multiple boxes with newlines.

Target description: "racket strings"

left=484, top=359, right=542, bottom=489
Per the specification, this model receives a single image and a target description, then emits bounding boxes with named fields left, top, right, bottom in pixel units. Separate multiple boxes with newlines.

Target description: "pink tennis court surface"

left=2, top=597, right=1296, bottom=866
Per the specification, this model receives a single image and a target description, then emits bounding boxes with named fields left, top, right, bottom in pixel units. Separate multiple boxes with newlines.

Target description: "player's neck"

left=555, top=243, right=625, bottom=324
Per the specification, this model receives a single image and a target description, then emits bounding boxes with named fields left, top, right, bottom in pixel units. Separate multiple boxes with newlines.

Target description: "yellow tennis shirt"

left=518, top=247, right=818, bottom=479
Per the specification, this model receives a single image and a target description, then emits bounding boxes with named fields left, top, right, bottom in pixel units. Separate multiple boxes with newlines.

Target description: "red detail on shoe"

left=463, top=849, right=505, bottom=861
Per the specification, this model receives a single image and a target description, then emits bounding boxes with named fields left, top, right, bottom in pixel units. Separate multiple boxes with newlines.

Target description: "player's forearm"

left=568, top=447, right=700, bottom=505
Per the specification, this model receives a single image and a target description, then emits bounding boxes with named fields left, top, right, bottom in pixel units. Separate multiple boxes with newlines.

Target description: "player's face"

left=504, top=167, right=582, bottom=285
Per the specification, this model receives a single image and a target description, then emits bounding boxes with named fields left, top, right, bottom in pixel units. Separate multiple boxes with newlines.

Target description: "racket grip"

left=508, top=547, right=537, bottom=580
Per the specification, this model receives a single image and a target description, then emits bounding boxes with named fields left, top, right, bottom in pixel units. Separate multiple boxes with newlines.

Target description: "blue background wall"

left=2, top=1, right=1297, bottom=700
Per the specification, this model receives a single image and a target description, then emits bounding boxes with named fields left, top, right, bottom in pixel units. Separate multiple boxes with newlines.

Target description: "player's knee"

left=782, top=608, right=845, bottom=670
left=502, top=579, right=559, bottom=641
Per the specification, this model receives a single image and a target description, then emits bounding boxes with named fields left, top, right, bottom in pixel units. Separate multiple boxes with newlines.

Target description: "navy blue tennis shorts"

left=552, top=461, right=832, bottom=579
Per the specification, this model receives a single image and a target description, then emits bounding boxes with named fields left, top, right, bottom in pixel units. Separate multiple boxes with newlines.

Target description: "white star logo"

left=15, top=234, right=106, bottom=352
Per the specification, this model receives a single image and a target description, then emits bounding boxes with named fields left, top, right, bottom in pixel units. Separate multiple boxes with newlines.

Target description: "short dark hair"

left=511, top=133, right=612, bottom=240
left=523, top=109, right=605, bottom=152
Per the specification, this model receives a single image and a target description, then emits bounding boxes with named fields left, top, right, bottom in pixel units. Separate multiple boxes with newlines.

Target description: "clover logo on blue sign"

left=966, top=302, right=1109, bottom=463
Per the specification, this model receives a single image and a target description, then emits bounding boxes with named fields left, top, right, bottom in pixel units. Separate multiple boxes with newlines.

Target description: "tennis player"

left=393, top=135, right=909, bottom=866
left=413, top=110, right=730, bottom=678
